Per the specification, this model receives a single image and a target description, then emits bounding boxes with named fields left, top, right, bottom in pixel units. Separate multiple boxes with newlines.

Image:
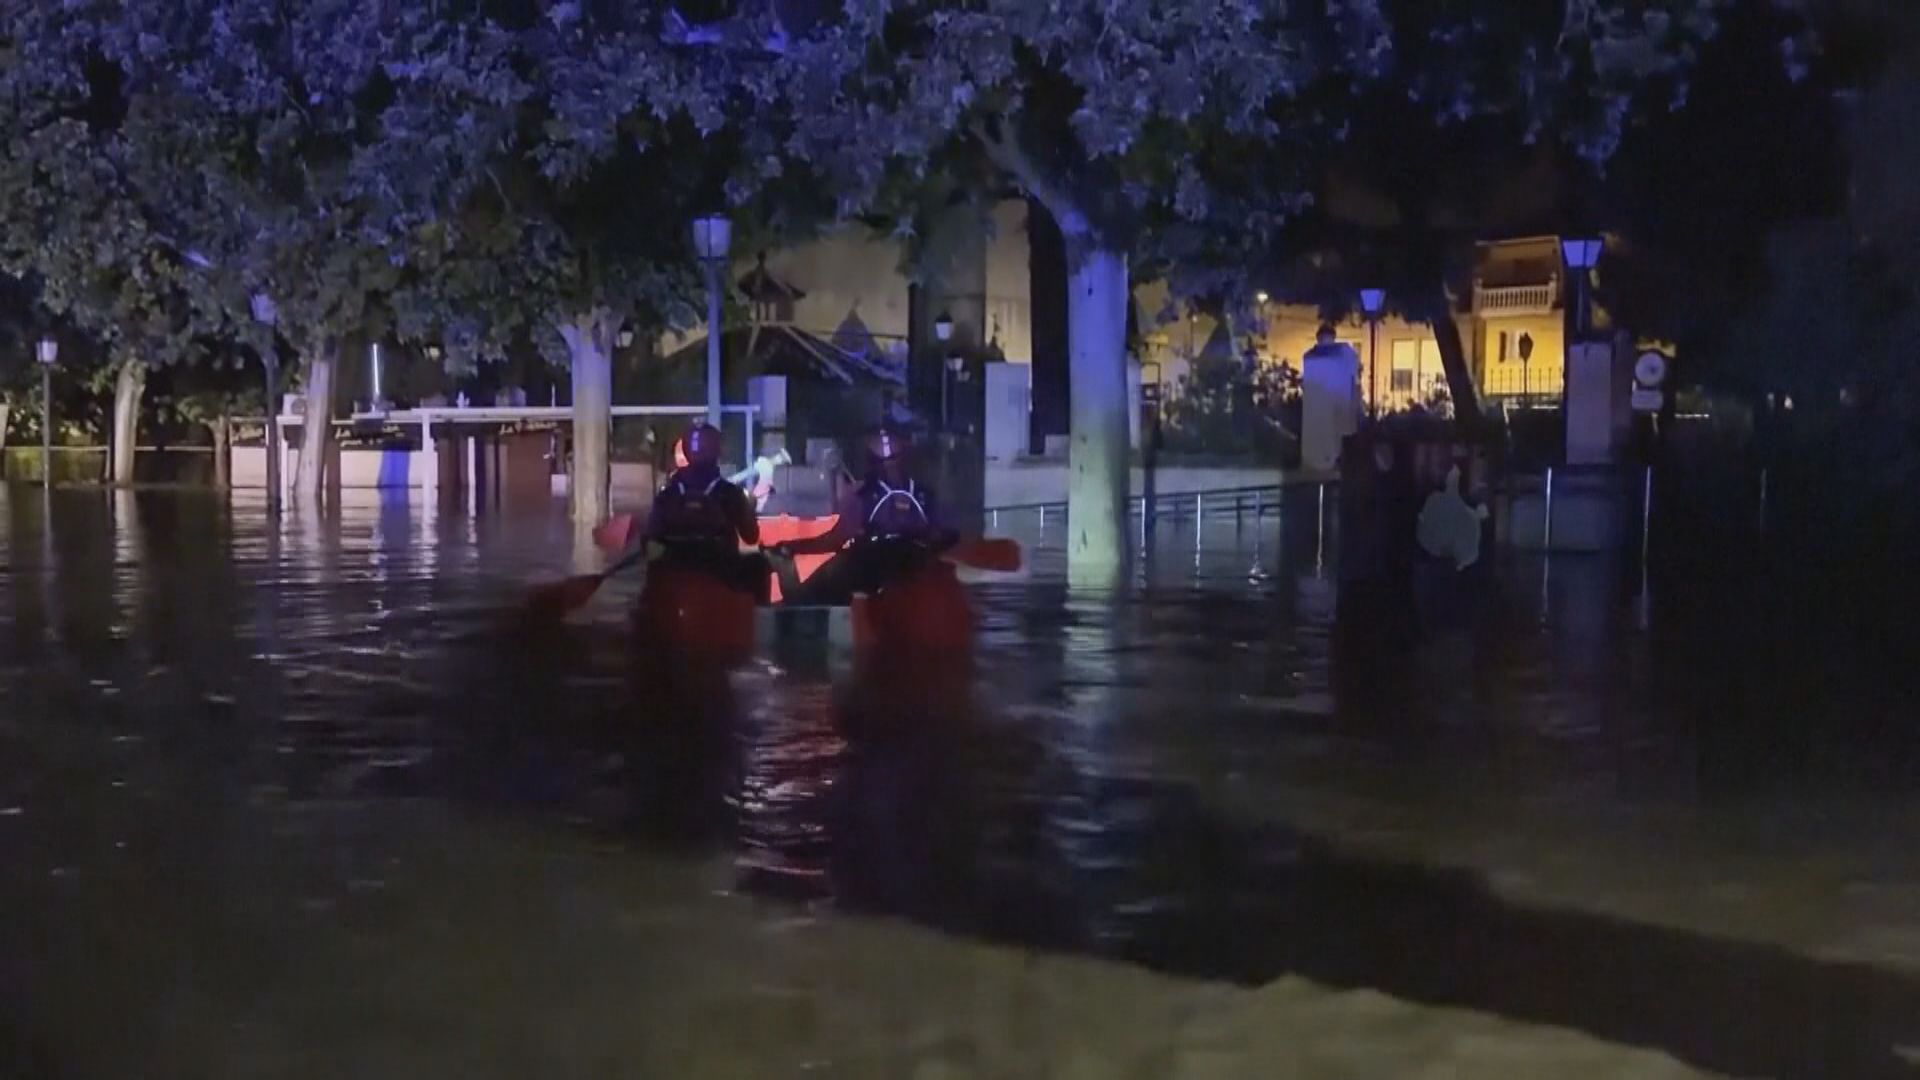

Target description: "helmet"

left=681, top=423, right=723, bottom=467
left=867, top=427, right=910, bottom=463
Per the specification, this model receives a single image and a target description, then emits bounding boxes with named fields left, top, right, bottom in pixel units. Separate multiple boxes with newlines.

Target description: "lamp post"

left=1561, top=238, right=1602, bottom=342
left=1359, top=288, right=1385, bottom=413
left=36, top=335, right=57, bottom=488
left=933, top=311, right=955, bottom=431
left=1561, top=237, right=1604, bottom=463
left=369, top=341, right=384, bottom=410
left=692, top=215, right=732, bottom=427
left=1519, top=331, right=1536, bottom=403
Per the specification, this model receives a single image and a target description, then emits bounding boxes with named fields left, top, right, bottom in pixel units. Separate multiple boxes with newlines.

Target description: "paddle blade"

left=523, top=572, right=608, bottom=621
left=946, top=537, right=1023, bottom=573
left=592, top=514, right=637, bottom=556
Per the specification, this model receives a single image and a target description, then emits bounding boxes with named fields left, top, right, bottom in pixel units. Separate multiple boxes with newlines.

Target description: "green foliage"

left=731, top=0, right=1727, bottom=296
left=0, top=0, right=1748, bottom=423
left=1160, top=356, right=1301, bottom=459
left=379, top=7, right=752, bottom=364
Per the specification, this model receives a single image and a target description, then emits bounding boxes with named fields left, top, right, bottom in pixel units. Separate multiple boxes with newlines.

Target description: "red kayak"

left=850, top=558, right=975, bottom=653
left=632, top=561, right=757, bottom=660
left=763, top=515, right=975, bottom=652
left=630, top=514, right=989, bottom=657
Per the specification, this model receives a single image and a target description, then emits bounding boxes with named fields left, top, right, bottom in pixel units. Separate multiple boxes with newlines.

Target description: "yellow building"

left=1138, top=235, right=1585, bottom=413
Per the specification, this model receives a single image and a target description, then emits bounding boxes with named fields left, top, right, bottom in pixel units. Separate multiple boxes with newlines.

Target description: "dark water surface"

left=4, top=487, right=1920, bottom=1078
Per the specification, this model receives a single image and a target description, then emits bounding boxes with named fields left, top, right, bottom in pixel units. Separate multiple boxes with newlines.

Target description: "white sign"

left=1634, top=352, right=1669, bottom=389
left=1632, top=387, right=1664, bottom=413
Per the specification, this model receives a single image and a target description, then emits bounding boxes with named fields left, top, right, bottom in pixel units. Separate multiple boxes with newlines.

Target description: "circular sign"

left=1634, top=351, right=1669, bottom=388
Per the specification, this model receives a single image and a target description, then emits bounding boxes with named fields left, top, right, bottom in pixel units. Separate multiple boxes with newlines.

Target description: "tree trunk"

left=1413, top=290, right=1482, bottom=428
left=294, top=337, right=339, bottom=505
left=263, top=359, right=283, bottom=515
left=0, top=403, right=10, bottom=454
left=560, top=311, right=615, bottom=539
left=110, top=359, right=147, bottom=485
left=1065, top=242, right=1132, bottom=586
left=210, top=417, right=231, bottom=489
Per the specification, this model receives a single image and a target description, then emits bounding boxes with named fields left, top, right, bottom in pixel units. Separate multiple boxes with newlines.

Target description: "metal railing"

left=985, top=481, right=1323, bottom=532
left=1480, top=363, right=1563, bottom=402
left=241, top=403, right=762, bottom=502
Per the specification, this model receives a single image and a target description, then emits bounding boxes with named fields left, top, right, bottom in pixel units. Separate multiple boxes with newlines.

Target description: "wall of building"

left=983, top=200, right=1034, bottom=363
left=1476, top=314, right=1566, bottom=399
left=656, top=220, right=1585, bottom=423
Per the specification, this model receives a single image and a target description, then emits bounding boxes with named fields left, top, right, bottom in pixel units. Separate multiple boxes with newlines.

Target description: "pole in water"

left=1315, top=482, right=1326, bottom=576
left=1641, top=465, right=1654, bottom=569
left=41, top=364, right=52, bottom=490
left=1542, top=467, right=1555, bottom=552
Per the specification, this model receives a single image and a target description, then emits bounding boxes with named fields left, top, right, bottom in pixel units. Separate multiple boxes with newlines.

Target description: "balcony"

left=1473, top=277, right=1559, bottom=317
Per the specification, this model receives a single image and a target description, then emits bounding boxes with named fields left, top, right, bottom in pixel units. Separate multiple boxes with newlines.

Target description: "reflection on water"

left=5, top=487, right=1920, bottom=1078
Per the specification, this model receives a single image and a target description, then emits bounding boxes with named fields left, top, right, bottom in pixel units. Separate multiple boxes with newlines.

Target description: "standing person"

left=1300, top=325, right=1363, bottom=474
left=645, top=423, right=768, bottom=600
left=766, top=427, right=958, bottom=605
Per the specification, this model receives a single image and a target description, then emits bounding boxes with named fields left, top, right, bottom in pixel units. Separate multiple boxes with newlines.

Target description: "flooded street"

left=4, top=487, right=1920, bottom=1078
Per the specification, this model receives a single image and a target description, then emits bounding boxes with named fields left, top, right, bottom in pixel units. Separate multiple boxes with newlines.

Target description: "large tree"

left=0, top=10, right=232, bottom=485
left=732, top=0, right=1730, bottom=582
left=139, top=0, right=412, bottom=505
left=378, top=4, right=745, bottom=538
left=0, top=0, right=401, bottom=500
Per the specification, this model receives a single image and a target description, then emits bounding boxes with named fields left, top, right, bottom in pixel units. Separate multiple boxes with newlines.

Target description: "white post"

left=705, top=262, right=723, bottom=427
left=1065, top=246, right=1130, bottom=586
left=422, top=414, right=436, bottom=502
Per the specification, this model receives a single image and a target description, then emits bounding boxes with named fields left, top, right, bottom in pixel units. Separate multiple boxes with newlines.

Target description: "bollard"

left=1641, top=466, right=1654, bottom=568
left=1542, top=467, right=1555, bottom=552
left=992, top=508, right=999, bottom=530
left=1315, top=482, right=1326, bottom=574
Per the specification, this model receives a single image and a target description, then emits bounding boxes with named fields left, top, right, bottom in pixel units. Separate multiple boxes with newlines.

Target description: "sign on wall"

left=1631, top=351, right=1669, bottom=413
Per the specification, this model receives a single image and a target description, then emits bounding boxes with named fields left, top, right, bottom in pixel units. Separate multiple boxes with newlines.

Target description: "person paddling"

left=767, top=427, right=958, bottom=605
left=645, top=423, right=768, bottom=601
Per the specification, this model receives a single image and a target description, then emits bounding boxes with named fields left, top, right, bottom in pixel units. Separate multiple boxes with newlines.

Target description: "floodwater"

left=4, top=485, right=1920, bottom=1078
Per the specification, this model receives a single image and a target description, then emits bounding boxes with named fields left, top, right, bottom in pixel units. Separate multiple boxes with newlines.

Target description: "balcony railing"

left=1473, top=278, right=1559, bottom=316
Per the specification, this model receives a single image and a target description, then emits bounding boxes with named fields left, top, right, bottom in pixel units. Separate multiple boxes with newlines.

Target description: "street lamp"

left=36, top=335, right=57, bottom=489
left=1561, top=238, right=1602, bottom=340
left=1359, top=288, right=1386, bottom=413
left=934, top=311, right=957, bottom=431
left=692, top=214, right=732, bottom=427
